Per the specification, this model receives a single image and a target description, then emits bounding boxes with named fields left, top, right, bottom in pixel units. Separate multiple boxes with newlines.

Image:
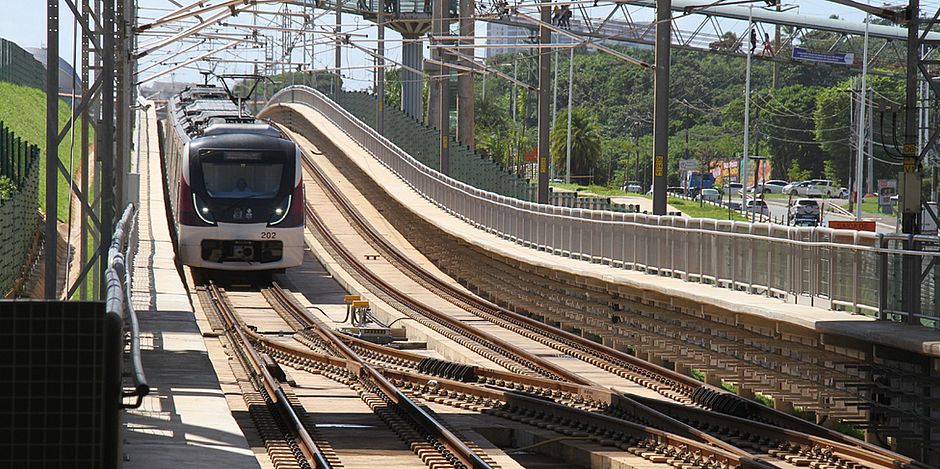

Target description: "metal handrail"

left=262, top=86, right=939, bottom=325
left=106, top=203, right=149, bottom=409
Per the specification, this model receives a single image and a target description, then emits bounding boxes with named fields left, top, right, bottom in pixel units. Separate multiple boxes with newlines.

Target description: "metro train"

left=163, top=84, right=304, bottom=271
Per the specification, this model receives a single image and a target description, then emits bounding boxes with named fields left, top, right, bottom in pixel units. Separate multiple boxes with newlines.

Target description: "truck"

left=686, top=172, right=715, bottom=196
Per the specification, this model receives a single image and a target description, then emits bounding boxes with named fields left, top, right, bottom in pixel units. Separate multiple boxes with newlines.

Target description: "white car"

left=810, top=179, right=836, bottom=197
left=723, top=182, right=744, bottom=195
left=745, top=199, right=770, bottom=216
left=783, top=181, right=822, bottom=197
left=622, top=181, right=642, bottom=193
left=695, top=188, right=721, bottom=203
left=760, top=179, right=789, bottom=194
left=789, top=198, right=821, bottom=219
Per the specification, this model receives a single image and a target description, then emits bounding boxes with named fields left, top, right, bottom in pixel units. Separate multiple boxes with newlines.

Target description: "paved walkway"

left=122, top=102, right=259, bottom=468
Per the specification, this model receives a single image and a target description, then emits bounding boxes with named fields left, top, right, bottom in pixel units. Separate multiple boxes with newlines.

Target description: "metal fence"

left=0, top=121, right=40, bottom=296
left=0, top=38, right=44, bottom=90
left=1, top=120, right=40, bottom=188
left=266, top=85, right=940, bottom=328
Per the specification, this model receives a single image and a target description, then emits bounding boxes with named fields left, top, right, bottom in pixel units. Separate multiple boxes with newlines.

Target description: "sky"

left=0, top=0, right=899, bottom=90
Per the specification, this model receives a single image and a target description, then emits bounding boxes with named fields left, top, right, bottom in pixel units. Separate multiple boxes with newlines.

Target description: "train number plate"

left=261, top=231, right=277, bottom=239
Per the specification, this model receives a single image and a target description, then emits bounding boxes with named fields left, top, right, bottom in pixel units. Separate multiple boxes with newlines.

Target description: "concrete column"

left=456, top=0, right=474, bottom=148
left=401, top=39, right=423, bottom=120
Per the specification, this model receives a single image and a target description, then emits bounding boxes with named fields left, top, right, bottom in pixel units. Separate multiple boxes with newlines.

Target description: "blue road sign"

left=792, top=47, right=854, bottom=65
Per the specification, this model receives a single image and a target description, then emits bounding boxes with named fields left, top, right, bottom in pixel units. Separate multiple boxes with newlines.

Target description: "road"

left=762, top=197, right=896, bottom=233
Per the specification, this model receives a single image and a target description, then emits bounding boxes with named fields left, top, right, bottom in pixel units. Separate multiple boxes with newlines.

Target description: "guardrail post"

left=879, top=234, right=888, bottom=320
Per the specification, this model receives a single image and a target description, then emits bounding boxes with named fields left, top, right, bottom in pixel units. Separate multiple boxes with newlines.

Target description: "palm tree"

left=550, top=106, right=603, bottom=183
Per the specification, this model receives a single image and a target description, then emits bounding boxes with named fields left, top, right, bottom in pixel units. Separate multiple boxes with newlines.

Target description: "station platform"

left=262, top=102, right=940, bottom=360
left=121, top=103, right=259, bottom=468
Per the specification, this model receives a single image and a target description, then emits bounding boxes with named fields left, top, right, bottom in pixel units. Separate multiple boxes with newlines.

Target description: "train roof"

left=169, top=84, right=286, bottom=142
left=202, top=122, right=283, bottom=137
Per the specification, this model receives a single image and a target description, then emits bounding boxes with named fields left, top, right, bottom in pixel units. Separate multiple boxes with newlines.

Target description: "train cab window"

left=199, top=151, right=284, bottom=199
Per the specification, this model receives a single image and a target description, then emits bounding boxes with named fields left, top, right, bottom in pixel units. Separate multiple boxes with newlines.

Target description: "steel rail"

left=292, top=135, right=700, bottom=392
left=251, top=312, right=912, bottom=469
left=265, top=284, right=494, bottom=469
left=260, top=287, right=755, bottom=467
left=205, top=283, right=334, bottom=469
left=294, top=152, right=594, bottom=387
left=627, top=394, right=930, bottom=469
left=283, top=120, right=924, bottom=467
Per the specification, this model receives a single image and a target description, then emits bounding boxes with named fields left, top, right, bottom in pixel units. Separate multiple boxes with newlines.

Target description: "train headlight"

left=193, top=193, right=216, bottom=225
left=268, top=195, right=291, bottom=225
left=268, top=183, right=304, bottom=227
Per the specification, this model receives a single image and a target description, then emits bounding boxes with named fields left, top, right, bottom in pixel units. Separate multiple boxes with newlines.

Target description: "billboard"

left=792, top=47, right=854, bottom=65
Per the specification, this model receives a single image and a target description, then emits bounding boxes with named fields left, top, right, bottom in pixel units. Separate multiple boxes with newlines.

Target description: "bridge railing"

left=267, top=85, right=940, bottom=328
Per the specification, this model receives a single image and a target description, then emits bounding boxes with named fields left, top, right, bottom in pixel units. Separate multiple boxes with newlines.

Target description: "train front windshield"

left=191, top=148, right=294, bottom=224
left=202, top=159, right=283, bottom=199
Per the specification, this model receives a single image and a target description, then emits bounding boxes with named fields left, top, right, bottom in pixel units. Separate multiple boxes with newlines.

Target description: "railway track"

left=202, top=282, right=337, bottom=469
left=260, top=281, right=762, bottom=468
left=297, top=157, right=592, bottom=387
left=204, top=281, right=497, bottom=469
left=276, top=124, right=928, bottom=469
left=254, top=279, right=922, bottom=469
left=292, top=132, right=922, bottom=458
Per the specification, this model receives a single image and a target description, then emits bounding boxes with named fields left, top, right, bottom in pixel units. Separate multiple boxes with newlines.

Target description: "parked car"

left=722, top=182, right=744, bottom=196
left=747, top=180, right=788, bottom=193
left=783, top=180, right=822, bottom=197
left=789, top=198, right=821, bottom=219
left=761, top=179, right=789, bottom=194
left=695, top=188, right=721, bottom=203
left=810, top=179, right=836, bottom=197
left=621, top=181, right=642, bottom=193
left=745, top=199, right=770, bottom=216
left=837, top=187, right=849, bottom=198
left=645, top=187, right=691, bottom=197
left=723, top=200, right=742, bottom=210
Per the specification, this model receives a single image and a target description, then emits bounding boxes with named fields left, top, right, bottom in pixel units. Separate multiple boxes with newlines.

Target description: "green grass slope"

left=0, top=81, right=92, bottom=222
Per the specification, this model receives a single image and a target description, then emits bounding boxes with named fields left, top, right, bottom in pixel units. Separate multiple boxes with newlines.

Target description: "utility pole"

left=552, top=49, right=558, bottom=179
left=334, top=0, right=342, bottom=98
left=901, top=0, right=922, bottom=324
left=512, top=61, right=518, bottom=174
left=633, top=122, right=640, bottom=184
left=867, top=92, right=874, bottom=195
left=854, top=14, right=869, bottom=220
left=772, top=1, right=780, bottom=88
left=457, top=0, right=475, bottom=148
left=376, top=5, right=385, bottom=134
left=565, top=47, right=574, bottom=184
left=80, top=0, right=91, bottom=299
left=537, top=1, right=551, bottom=203
left=45, top=0, right=59, bottom=299
left=651, top=0, right=671, bottom=215
left=741, top=5, right=753, bottom=218
left=100, top=0, right=116, bottom=298
left=432, top=0, right=450, bottom=174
